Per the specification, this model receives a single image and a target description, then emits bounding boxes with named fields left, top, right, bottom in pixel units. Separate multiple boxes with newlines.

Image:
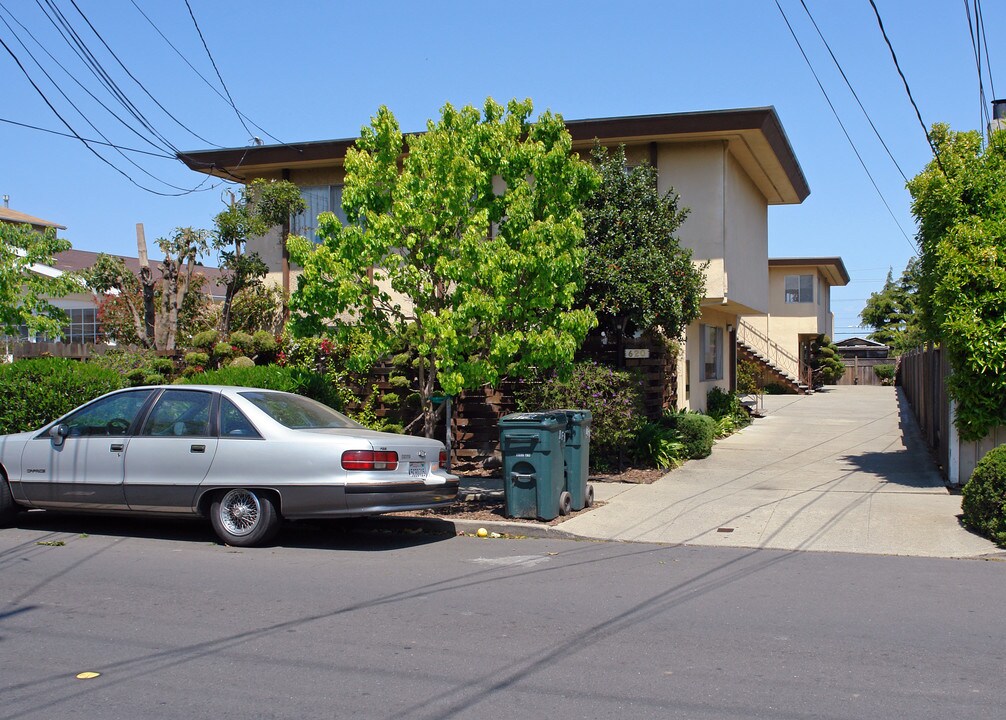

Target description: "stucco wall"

left=656, top=141, right=768, bottom=313
left=677, top=306, right=734, bottom=412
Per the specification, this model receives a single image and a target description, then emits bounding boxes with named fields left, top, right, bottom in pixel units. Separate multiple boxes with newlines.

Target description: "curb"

left=353, top=515, right=586, bottom=541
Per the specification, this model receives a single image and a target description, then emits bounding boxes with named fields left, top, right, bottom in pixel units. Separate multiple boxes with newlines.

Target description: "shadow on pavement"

left=8, top=510, right=455, bottom=552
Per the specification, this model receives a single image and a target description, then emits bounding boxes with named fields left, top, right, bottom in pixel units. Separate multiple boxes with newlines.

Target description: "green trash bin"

left=557, top=409, right=593, bottom=511
left=499, top=412, right=570, bottom=520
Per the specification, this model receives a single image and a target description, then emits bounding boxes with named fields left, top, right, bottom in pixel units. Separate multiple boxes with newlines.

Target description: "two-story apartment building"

left=738, top=257, right=850, bottom=390
left=180, top=106, right=811, bottom=411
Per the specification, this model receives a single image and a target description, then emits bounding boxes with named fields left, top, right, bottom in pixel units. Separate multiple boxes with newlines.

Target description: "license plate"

left=408, top=462, right=427, bottom=478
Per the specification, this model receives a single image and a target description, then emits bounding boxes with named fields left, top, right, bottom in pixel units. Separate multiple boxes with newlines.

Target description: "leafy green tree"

left=289, top=98, right=599, bottom=437
left=907, top=123, right=1006, bottom=440
left=580, top=144, right=705, bottom=341
left=859, top=258, right=924, bottom=354
left=213, top=179, right=305, bottom=333
left=0, top=223, right=77, bottom=339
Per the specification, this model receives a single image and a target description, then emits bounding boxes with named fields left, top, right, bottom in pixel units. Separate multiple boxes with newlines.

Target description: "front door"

left=19, top=389, right=156, bottom=509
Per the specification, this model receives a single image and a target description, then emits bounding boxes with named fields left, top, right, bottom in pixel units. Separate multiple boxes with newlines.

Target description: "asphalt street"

left=2, top=515, right=1005, bottom=720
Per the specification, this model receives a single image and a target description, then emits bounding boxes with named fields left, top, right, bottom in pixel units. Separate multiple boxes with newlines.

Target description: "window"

left=240, top=391, right=363, bottom=430
left=700, top=324, right=722, bottom=381
left=219, top=397, right=260, bottom=438
left=57, top=390, right=154, bottom=437
left=291, top=184, right=346, bottom=241
left=61, top=308, right=103, bottom=343
left=141, top=390, right=212, bottom=437
left=784, top=274, right=814, bottom=303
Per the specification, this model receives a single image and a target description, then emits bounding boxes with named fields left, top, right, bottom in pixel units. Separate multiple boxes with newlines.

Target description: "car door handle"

left=110, top=443, right=124, bottom=452
left=190, top=444, right=206, bottom=453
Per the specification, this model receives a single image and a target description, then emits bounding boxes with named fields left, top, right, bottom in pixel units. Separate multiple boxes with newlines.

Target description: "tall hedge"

left=180, top=364, right=348, bottom=410
left=0, top=357, right=126, bottom=434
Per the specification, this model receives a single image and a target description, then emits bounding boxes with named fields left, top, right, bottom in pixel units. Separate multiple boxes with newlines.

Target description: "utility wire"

left=976, top=0, right=996, bottom=99
left=774, top=0, right=917, bottom=252
left=0, top=116, right=173, bottom=157
left=1, top=0, right=165, bottom=154
left=964, top=0, right=990, bottom=134
left=65, top=0, right=223, bottom=148
left=797, top=0, right=908, bottom=182
left=36, top=0, right=178, bottom=155
left=866, top=0, right=947, bottom=176
left=0, top=33, right=215, bottom=196
left=183, top=0, right=252, bottom=141
left=0, top=9, right=199, bottom=192
left=127, top=0, right=284, bottom=145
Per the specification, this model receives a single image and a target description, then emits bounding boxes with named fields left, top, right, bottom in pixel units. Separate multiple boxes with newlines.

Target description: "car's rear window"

left=238, top=391, right=365, bottom=430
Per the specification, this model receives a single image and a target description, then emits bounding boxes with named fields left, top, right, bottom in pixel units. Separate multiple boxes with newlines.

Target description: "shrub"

left=191, top=330, right=218, bottom=350
left=184, top=352, right=210, bottom=368
left=660, top=411, right=715, bottom=459
left=150, top=358, right=175, bottom=374
left=124, top=368, right=147, bottom=386
left=763, top=383, right=788, bottom=395
left=180, top=363, right=346, bottom=410
left=252, top=330, right=277, bottom=354
left=706, top=387, right=750, bottom=437
left=212, top=341, right=235, bottom=360
left=0, top=357, right=125, bottom=434
left=874, top=364, right=896, bottom=385
left=142, top=373, right=165, bottom=386
left=961, top=446, right=1006, bottom=545
left=633, top=422, right=685, bottom=470
left=229, top=356, right=255, bottom=369
left=516, top=362, right=645, bottom=470
left=229, top=331, right=255, bottom=355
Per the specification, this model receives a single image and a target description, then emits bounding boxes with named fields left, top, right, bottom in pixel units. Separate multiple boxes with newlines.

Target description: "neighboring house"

left=834, top=336, right=890, bottom=359
left=179, top=107, right=811, bottom=411
left=2, top=207, right=224, bottom=346
left=739, top=257, right=850, bottom=391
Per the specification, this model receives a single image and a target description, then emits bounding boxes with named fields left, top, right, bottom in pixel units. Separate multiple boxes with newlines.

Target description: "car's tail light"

left=439, top=450, right=447, bottom=468
left=341, top=450, right=399, bottom=471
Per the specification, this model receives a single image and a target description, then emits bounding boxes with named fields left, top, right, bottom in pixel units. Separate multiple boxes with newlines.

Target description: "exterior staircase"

left=736, top=320, right=809, bottom=394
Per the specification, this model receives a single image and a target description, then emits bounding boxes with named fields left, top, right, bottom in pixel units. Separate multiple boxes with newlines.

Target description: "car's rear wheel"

left=0, top=473, right=21, bottom=526
left=210, top=489, right=280, bottom=547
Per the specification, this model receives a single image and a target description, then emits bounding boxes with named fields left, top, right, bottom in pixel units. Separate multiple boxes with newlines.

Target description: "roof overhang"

left=769, top=257, right=850, bottom=286
left=179, top=107, right=809, bottom=205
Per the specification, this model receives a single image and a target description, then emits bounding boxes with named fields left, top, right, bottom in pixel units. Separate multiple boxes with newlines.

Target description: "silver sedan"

left=0, top=385, right=458, bottom=546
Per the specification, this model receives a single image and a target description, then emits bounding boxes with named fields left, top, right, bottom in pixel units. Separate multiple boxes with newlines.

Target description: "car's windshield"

left=239, top=391, right=365, bottom=430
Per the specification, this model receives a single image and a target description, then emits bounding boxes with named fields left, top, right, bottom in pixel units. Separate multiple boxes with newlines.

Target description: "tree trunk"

left=136, top=224, right=156, bottom=347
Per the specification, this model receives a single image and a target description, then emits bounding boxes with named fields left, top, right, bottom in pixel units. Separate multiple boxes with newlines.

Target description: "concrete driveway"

left=560, top=386, right=1000, bottom=558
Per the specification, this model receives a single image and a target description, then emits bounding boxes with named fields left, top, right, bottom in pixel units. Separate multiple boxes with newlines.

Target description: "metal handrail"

left=737, top=319, right=801, bottom=382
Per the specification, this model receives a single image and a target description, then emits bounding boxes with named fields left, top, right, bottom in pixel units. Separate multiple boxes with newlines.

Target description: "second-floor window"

left=785, top=274, right=814, bottom=304
left=291, top=185, right=346, bottom=241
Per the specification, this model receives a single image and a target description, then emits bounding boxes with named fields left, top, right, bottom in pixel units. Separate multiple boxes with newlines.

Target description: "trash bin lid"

left=554, top=408, right=593, bottom=424
left=499, top=411, right=566, bottom=428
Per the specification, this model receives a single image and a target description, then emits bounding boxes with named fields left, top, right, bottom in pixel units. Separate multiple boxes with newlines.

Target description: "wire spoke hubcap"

left=219, top=490, right=261, bottom=536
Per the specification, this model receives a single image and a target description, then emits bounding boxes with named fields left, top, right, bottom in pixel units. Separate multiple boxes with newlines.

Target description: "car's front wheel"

left=210, top=489, right=280, bottom=547
left=0, top=474, right=21, bottom=526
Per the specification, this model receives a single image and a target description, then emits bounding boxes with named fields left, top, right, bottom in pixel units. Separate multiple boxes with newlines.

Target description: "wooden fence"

left=837, top=357, right=895, bottom=386
left=899, top=346, right=1006, bottom=484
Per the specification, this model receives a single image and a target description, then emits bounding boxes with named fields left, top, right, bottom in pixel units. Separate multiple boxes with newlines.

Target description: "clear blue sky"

left=1, top=0, right=1001, bottom=339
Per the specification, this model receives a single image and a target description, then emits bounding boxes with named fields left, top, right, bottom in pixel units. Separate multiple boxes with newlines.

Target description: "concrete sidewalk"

left=554, top=386, right=1000, bottom=558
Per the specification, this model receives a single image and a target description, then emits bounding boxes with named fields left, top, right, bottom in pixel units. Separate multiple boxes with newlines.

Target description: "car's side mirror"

left=49, top=423, right=69, bottom=447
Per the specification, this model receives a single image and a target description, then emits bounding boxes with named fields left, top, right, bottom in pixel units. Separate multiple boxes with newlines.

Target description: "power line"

left=797, top=0, right=908, bottom=182
left=0, top=116, right=174, bottom=157
left=64, top=0, right=223, bottom=149
left=866, top=0, right=947, bottom=176
left=127, top=0, right=283, bottom=146
left=976, top=0, right=996, bottom=99
left=0, top=32, right=216, bottom=197
left=0, top=6, right=200, bottom=192
left=774, top=0, right=917, bottom=252
left=183, top=0, right=252, bottom=141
